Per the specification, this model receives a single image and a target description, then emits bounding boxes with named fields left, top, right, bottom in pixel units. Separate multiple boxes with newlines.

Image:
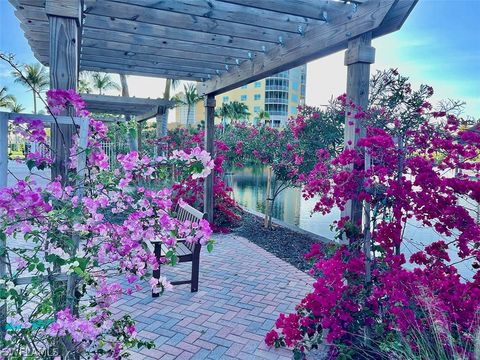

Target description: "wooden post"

left=0, top=113, right=7, bottom=342
left=341, top=32, right=375, bottom=234
left=47, top=0, right=81, bottom=183
left=204, top=95, right=215, bottom=223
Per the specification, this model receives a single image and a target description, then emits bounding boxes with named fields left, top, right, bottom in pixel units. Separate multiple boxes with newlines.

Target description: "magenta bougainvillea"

left=267, top=78, right=480, bottom=358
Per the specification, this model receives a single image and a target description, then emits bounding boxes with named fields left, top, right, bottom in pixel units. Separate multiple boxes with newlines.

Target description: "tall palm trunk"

left=186, top=104, right=192, bottom=128
left=159, top=79, right=172, bottom=138
left=119, top=74, right=137, bottom=151
left=32, top=91, right=37, bottom=114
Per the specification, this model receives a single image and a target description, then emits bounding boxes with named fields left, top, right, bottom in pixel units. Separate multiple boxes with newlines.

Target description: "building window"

left=254, top=81, right=261, bottom=88
left=291, top=106, right=298, bottom=115
left=254, top=94, right=261, bottom=101
left=240, top=95, right=247, bottom=101
left=241, top=84, right=248, bottom=89
left=223, top=96, right=229, bottom=103
left=292, top=82, right=299, bottom=90
left=291, top=94, right=298, bottom=102
left=254, top=106, right=260, bottom=113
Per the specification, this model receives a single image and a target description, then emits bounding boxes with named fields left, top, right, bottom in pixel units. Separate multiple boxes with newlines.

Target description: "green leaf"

left=26, top=159, right=35, bottom=171
left=36, top=263, right=45, bottom=272
left=170, top=254, right=178, bottom=266
left=207, top=240, right=214, bottom=253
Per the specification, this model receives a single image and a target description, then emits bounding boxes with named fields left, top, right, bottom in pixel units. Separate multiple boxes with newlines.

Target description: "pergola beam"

left=80, top=93, right=174, bottom=116
left=82, top=28, right=254, bottom=60
left=81, top=38, right=239, bottom=66
left=80, top=48, right=230, bottom=72
left=83, top=0, right=301, bottom=44
left=135, top=107, right=163, bottom=123
left=80, top=54, right=220, bottom=75
left=80, top=61, right=208, bottom=81
left=216, top=0, right=357, bottom=20
left=82, top=14, right=271, bottom=53
left=199, top=0, right=395, bottom=95
left=112, top=0, right=313, bottom=33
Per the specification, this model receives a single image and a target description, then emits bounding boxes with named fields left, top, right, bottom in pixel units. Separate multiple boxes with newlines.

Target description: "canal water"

left=230, top=166, right=475, bottom=279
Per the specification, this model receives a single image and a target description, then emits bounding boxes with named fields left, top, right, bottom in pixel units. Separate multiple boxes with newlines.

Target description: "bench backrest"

left=176, top=202, right=206, bottom=251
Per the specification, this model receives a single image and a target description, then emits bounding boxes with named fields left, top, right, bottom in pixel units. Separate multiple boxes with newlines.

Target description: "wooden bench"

left=147, top=202, right=205, bottom=297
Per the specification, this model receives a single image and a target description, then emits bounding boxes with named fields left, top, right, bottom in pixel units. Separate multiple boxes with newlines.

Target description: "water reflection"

left=230, top=166, right=339, bottom=239
left=230, top=166, right=474, bottom=279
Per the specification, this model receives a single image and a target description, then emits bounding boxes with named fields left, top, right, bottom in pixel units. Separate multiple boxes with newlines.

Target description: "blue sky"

left=1, top=0, right=479, bottom=117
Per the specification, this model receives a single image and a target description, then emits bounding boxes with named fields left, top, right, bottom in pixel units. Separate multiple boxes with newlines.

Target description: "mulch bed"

left=233, top=211, right=328, bottom=272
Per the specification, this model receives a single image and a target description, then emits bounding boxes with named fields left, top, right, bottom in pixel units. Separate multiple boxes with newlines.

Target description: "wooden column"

left=0, top=113, right=7, bottom=342
left=341, top=32, right=375, bottom=231
left=204, top=95, right=216, bottom=223
left=47, top=0, right=81, bottom=183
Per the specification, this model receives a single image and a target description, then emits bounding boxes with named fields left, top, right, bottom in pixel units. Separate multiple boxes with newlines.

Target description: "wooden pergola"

left=80, top=93, right=175, bottom=123
left=9, top=0, right=418, bottom=223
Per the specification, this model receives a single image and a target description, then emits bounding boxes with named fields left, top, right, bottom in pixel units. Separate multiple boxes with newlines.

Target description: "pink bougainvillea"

left=267, top=73, right=480, bottom=359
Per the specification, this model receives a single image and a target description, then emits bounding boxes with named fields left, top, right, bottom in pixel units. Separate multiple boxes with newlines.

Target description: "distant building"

left=173, top=65, right=307, bottom=128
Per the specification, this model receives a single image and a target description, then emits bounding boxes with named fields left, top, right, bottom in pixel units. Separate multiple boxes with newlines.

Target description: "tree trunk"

left=32, top=91, right=37, bottom=114
left=156, top=78, right=172, bottom=154
left=264, top=166, right=272, bottom=228
left=187, top=105, right=191, bottom=128
left=119, top=74, right=137, bottom=152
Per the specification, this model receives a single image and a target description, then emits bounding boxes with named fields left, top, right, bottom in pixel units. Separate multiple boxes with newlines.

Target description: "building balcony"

left=265, top=98, right=289, bottom=105
left=265, top=85, right=289, bottom=91
left=265, top=110, right=288, bottom=116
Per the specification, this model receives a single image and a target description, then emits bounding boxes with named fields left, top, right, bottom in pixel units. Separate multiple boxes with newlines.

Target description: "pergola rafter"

left=8, top=0, right=418, bottom=223
left=79, top=93, right=175, bottom=122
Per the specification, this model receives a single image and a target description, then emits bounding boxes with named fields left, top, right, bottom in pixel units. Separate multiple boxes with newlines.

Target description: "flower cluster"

left=267, top=73, right=480, bottom=359
left=1, top=90, right=214, bottom=359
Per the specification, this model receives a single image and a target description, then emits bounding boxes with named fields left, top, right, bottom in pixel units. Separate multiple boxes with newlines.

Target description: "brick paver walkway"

left=113, top=233, right=313, bottom=360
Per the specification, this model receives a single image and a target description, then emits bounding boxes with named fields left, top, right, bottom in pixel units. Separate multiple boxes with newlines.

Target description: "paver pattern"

left=6, top=165, right=314, bottom=359
left=113, top=233, right=314, bottom=360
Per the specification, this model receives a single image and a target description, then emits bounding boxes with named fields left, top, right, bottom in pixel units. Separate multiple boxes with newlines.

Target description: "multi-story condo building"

left=173, top=65, right=306, bottom=129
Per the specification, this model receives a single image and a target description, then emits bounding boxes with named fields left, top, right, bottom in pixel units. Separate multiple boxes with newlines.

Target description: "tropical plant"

left=177, top=83, right=203, bottom=128
left=229, top=101, right=250, bottom=122
left=91, top=72, right=120, bottom=95
left=215, top=101, right=251, bottom=127
left=0, top=86, right=16, bottom=109
left=157, top=78, right=180, bottom=139
left=119, top=73, right=138, bottom=151
left=78, top=79, right=92, bottom=94
left=215, top=102, right=231, bottom=129
left=11, top=63, right=49, bottom=113
left=257, top=109, right=270, bottom=125
left=7, top=100, right=25, bottom=113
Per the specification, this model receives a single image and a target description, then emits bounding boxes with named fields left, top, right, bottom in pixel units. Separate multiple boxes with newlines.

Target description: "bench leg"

left=191, top=253, right=200, bottom=293
left=152, top=243, right=161, bottom=298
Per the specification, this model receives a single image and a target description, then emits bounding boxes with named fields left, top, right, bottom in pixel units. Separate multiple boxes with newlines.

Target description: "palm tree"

left=215, top=102, right=231, bottom=129
left=229, top=101, right=250, bottom=122
left=158, top=78, right=179, bottom=138
left=91, top=72, right=120, bottom=95
left=257, top=109, right=270, bottom=126
left=0, top=86, right=16, bottom=109
left=8, top=101, right=25, bottom=113
left=11, top=63, right=49, bottom=114
left=119, top=74, right=138, bottom=151
left=179, top=83, right=203, bottom=128
left=78, top=79, right=92, bottom=94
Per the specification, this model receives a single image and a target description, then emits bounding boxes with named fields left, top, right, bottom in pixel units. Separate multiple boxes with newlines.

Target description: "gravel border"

left=234, top=211, right=331, bottom=272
